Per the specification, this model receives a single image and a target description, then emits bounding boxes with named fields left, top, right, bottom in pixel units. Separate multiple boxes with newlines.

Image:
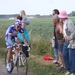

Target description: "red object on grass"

left=50, top=42, right=52, bottom=44
left=43, top=55, right=54, bottom=60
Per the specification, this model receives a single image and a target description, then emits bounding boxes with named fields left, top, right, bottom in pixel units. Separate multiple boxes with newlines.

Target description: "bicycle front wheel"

left=17, top=52, right=28, bottom=75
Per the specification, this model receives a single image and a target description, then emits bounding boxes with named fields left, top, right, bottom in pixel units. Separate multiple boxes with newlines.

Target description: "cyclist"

left=5, top=19, right=27, bottom=72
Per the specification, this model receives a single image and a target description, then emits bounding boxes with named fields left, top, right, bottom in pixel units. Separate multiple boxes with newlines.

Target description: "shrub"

left=0, top=37, right=6, bottom=48
left=29, top=37, right=54, bottom=56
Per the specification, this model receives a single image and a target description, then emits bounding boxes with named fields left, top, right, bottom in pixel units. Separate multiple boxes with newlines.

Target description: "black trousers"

left=21, top=42, right=29, bottom=57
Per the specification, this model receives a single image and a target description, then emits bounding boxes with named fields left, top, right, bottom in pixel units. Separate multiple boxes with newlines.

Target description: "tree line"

left=70, top=11, right=75, bottom=16
left=0, top=11, right=75, bottom=19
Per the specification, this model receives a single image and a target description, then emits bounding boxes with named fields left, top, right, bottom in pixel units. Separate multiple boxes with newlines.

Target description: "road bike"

left=5, top=43, right=30, bottom=75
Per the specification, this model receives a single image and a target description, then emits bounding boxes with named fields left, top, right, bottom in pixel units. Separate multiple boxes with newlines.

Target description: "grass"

left=29, top=38, right=54, bottom=57
left=0, top=17, right=75, bottom=75
left=0, top=48, right=6, bottom=58
left=28, top=55, right=65, bottom=75
left=27, top=18, right=54, bottom=41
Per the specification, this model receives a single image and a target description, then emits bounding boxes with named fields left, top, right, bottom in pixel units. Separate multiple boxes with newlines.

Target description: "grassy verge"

left=0, top=48, right=6, bottom=58
left=28, top=38, right=66, bottom=75
left=29, top=38, right=54, bottom=56
left=0, top=38, right=66, bottom=75
left=28, top=55, right=65, bottom=75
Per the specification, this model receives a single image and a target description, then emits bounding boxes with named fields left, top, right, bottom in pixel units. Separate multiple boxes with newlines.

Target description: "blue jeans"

left=63, top=41, right=75, bottom=73
left=63, top=41, right=70, bottom=71
left=58, top=44, right=63, bottom=53
left=54, top=48, right=59, bottom=59
left=69, top=48, right=75, bottom=73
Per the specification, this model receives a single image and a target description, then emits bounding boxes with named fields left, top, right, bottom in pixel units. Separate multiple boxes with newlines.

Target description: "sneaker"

left=6, top=63, right=11, bottom=72
left=52, top=60, right=57, bottom=63
left=65, top=71, right=71, bottom=75
left=70, top=73, right=75, bottom=75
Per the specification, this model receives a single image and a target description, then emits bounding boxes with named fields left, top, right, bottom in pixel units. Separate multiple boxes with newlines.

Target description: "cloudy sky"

left=0, top=0, right=74, bottom=15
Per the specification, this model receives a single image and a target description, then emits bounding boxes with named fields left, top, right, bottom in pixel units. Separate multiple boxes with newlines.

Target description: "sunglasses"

left=16, top=26, right=20, bottom=28
left=52, top=14, right=55, bottom=15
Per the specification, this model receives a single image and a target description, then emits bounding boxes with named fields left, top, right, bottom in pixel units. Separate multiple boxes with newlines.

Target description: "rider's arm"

left=8, top=33, right=13, bottom=45
left=7, top=26, right=13, bottom=45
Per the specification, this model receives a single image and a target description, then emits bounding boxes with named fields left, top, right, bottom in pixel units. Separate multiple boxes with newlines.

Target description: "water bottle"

left=18, top=52, right=21, bottom=66
left=52, top=37, right=55, bottom=47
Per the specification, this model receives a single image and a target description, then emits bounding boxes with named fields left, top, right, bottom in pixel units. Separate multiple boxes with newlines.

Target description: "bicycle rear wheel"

left=17, top=52, right=28, bottom=75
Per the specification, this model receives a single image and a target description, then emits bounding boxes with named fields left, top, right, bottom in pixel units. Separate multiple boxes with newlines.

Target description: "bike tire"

left=16, top=52, right=28, bottom=75
left=5, top=51, right=14, bottom=74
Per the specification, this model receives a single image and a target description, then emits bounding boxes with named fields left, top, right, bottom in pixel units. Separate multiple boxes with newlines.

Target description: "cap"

left=22, top=17, right=30, bottom=25
left=58, top=10, right=68, bottom=18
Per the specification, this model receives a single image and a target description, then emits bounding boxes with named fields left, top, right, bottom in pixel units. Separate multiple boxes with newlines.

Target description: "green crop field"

left=0, top=17, right=75, bottom=41
left=0, top=18, right=54, bottom=41
left=0, top=17, right=75, bottom=75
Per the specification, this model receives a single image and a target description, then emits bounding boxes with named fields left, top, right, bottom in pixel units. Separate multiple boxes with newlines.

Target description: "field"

left=0, top=17, right=75, bottom=75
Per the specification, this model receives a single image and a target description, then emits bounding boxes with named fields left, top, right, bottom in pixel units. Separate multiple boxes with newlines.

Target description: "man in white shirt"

left=58, top=10, right=75, bottom=75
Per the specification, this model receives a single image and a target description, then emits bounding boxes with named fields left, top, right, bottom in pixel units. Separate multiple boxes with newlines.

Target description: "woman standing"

left=52, top=14, right=66, bottom=72
left=52, top=9, right=59, bottom=64
left=18, top=10, right=30, bottom=58
left=58, top=10, right=75, bottom=75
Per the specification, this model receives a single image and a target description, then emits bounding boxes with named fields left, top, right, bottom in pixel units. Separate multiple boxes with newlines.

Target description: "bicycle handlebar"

left=13, top=43, right=29, bottom=47
left=12, top=43, right=30, bottom=52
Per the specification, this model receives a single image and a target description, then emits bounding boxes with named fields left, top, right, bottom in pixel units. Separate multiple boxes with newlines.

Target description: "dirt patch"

left=0, top=59, right=36, bottom=75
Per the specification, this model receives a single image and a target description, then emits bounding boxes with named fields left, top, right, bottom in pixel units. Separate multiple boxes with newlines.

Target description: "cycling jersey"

left=5, top=25, right=24, bottom=48
left=5, top=25, right=24, bottom=37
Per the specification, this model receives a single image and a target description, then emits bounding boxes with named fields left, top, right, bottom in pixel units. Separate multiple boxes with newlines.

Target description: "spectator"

left=18, top=10, right=30, bottom=58
left=17, top=15, right=22, bottom=21
left=52, top=9, right=59, bottom=64
left=58, top=10, right=75, bottom=75
left=52, top=14, right=66, bottom=73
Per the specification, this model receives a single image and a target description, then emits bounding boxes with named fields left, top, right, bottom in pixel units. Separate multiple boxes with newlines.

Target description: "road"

left=0, top=60, right=34, bottom=75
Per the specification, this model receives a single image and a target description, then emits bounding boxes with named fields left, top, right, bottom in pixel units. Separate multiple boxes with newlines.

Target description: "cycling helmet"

left=14, top=19, right=22, bottom=26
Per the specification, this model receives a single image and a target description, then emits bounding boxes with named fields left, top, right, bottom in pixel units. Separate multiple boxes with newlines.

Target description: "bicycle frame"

left=12, top=44, right=25, bottom=66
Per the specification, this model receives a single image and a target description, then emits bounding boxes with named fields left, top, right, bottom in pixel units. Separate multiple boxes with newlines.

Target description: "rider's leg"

left=15, top=37, right=21, bottom=44
left=5, top=37, right=12, bottom=72
left=7, top=47, right=12, bottom=63
left=6, top=47, right=12, bottom=72
left=15, top=37, right=21, bottom=52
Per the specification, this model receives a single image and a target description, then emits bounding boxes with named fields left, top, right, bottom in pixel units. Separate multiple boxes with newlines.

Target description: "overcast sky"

left=0, top=0, right=74, bottom=15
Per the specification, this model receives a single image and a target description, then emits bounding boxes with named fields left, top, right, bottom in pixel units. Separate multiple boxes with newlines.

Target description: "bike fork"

left=19, top=53, right=24, bottom=66
left=20, top=55, right=24, bottom=65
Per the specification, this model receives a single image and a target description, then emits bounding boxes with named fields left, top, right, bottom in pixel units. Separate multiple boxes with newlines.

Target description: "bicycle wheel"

left=16, top=52, right=28, bottom=75
left=5, top=51, right=14, bottom=74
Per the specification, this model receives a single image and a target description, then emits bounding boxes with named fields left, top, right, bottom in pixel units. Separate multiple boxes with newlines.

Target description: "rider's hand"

left=24, top=43, right=29, bottom=46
